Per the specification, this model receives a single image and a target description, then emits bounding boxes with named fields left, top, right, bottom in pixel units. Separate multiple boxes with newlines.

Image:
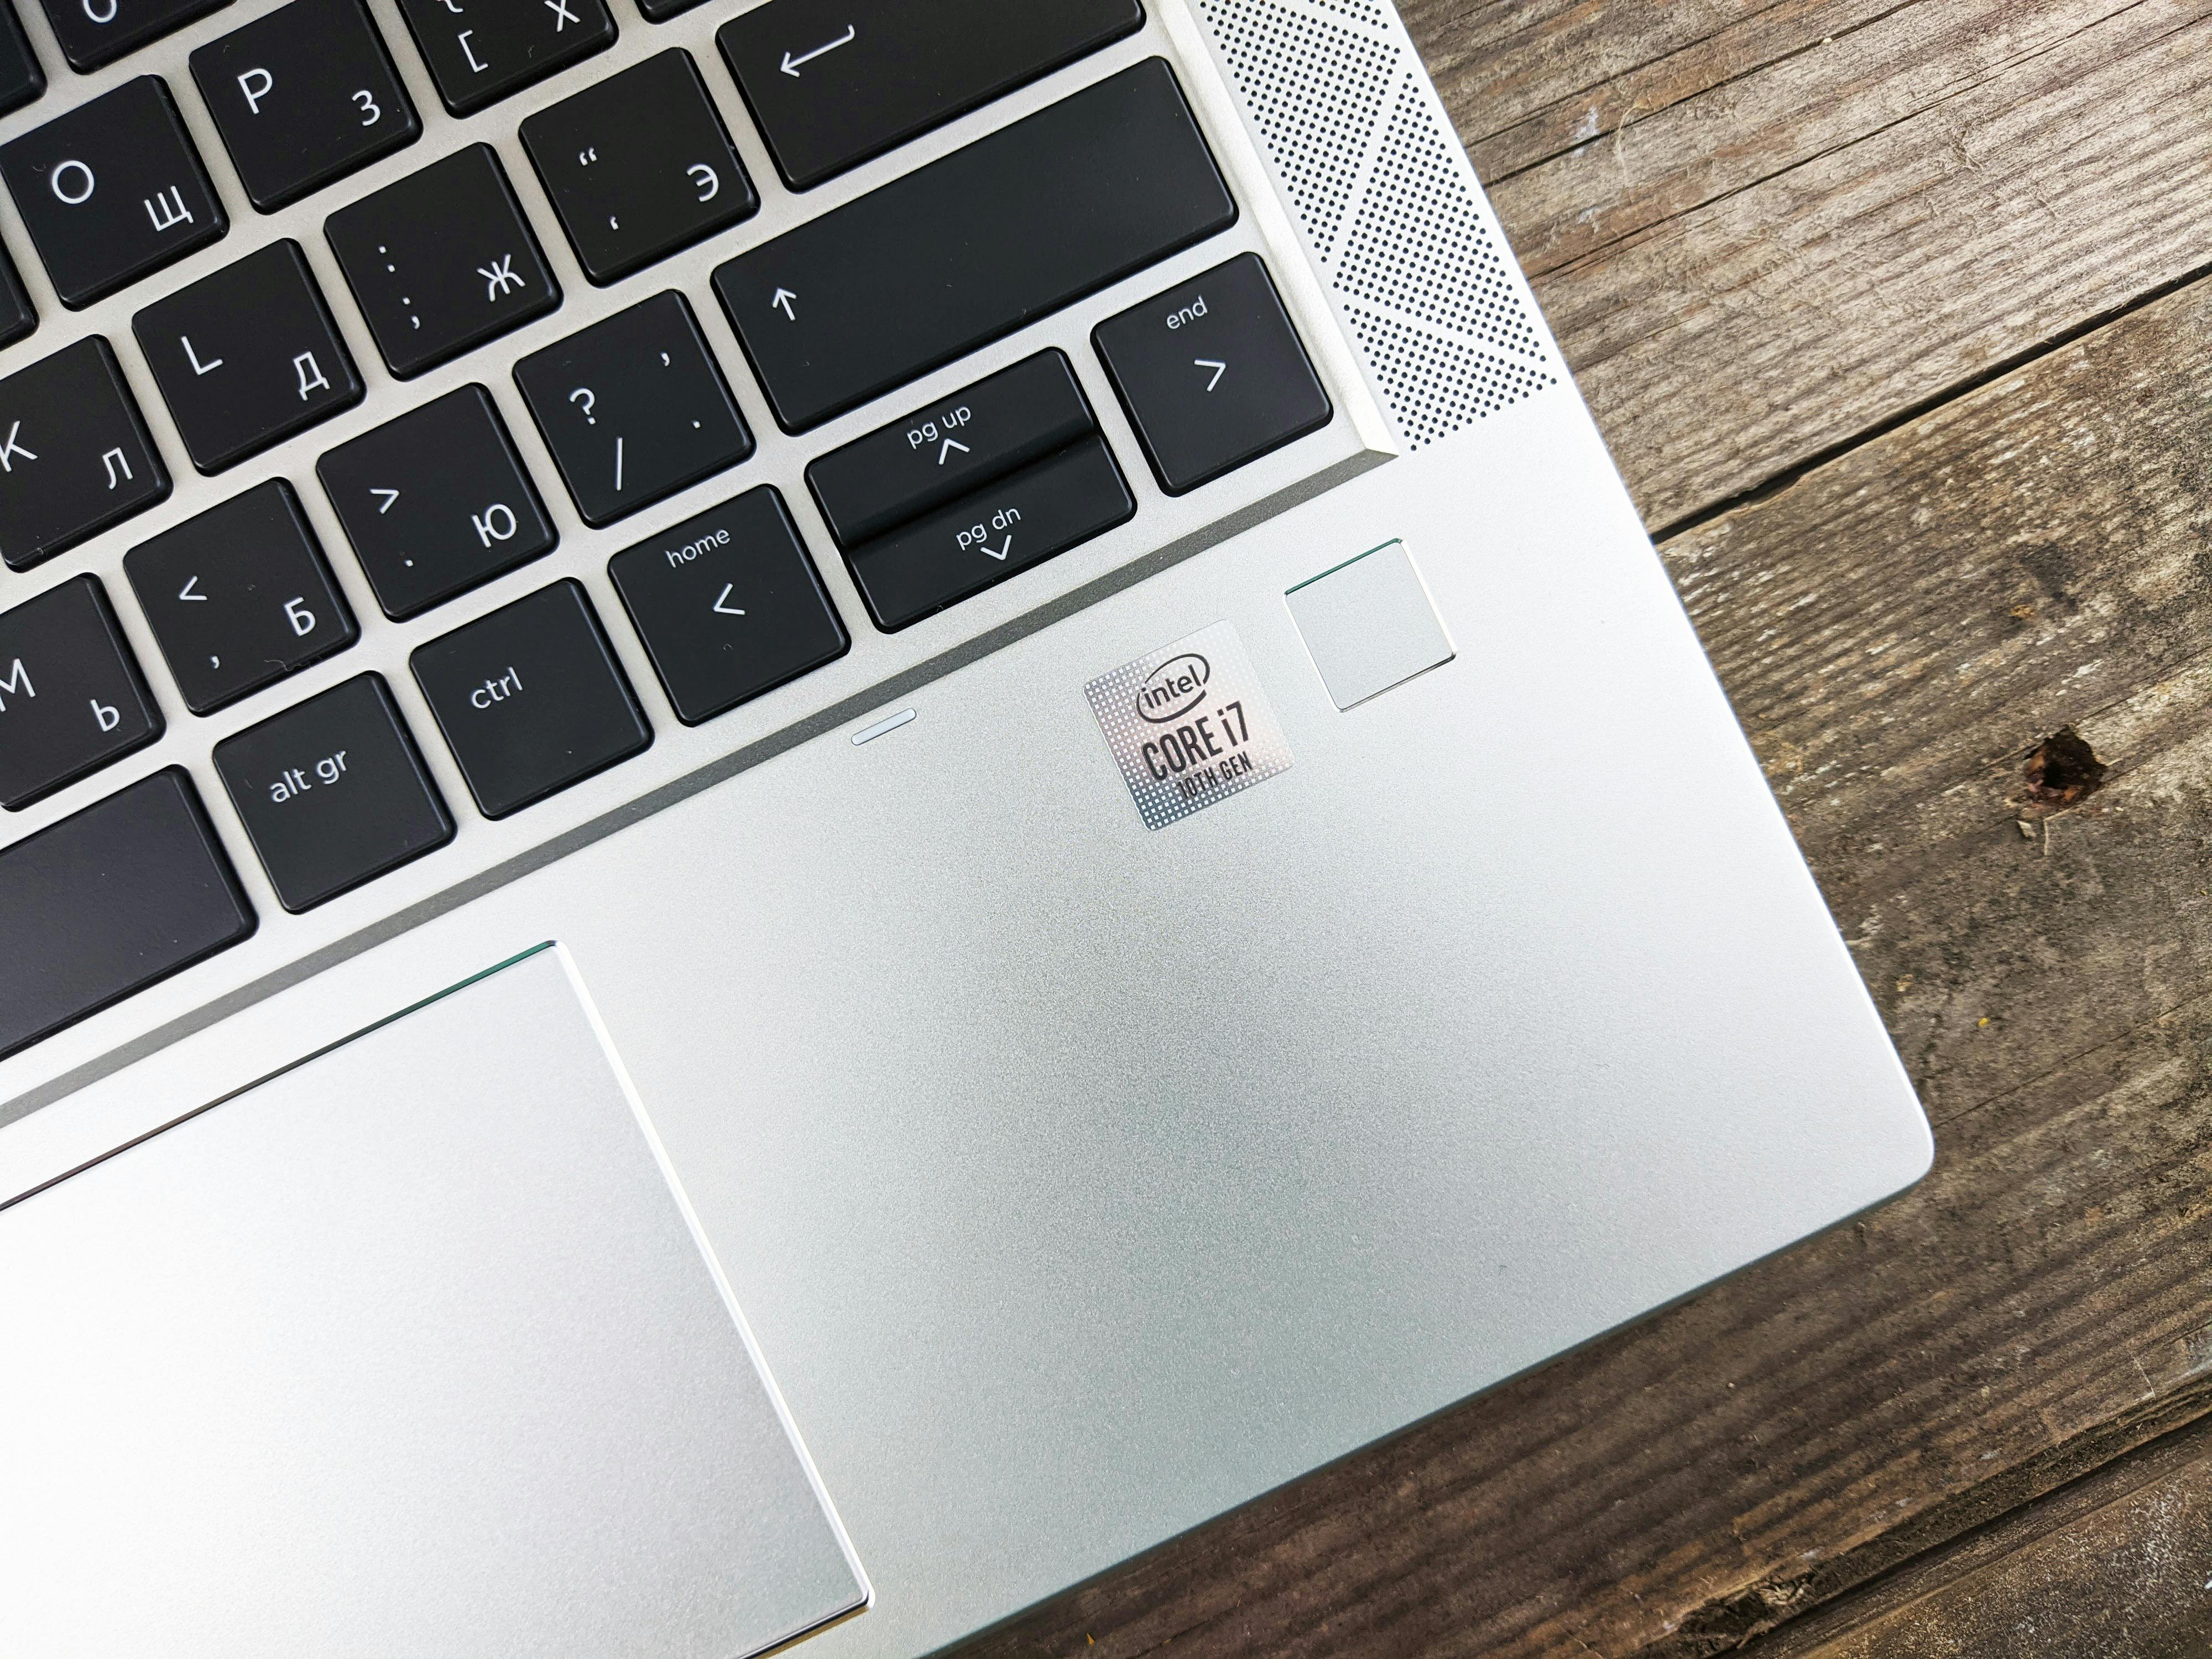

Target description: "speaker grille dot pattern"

left=1201, top=0, right=1396, bottom=260
left=1194, top=0, right=1556, bottom=448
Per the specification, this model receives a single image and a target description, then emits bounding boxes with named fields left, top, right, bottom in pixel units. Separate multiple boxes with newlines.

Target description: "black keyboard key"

left=1094, top=254, right=1331, bottom=494
left=805, top=351, right=1094, bottom=548
left=633, top=0, right=700, bottom=22
left=214, top=672, right=452, bottom=911
left=0, top=768, right=255, bottom=1058
left=718, top=0, right=1142, bottom=191
left=0, top=337, right=169, bottom=571
left=191, top=0, right=420, bottom=212
left=411, top=578, right=649, bottom=818
left=392, top=0, right=613, bottom=117
left=134, top=240, right=363, bottom=473
left=519, top=49, right=757, bottom=286
left=1, top=77, right=226, bottom=308
left=846, top=434, right=1131, bottom=632
left=0, top=574, right=163, bottom=808
left=125, top=479, right=356, bottom=713
left=714, top=60, right=1233, bottom=434
left=326, top=143, right=560, bottom=379
left=0, top=0, right=44, bottom=117
left=608, top=487, right=847, bottom=726
left=513, top=290, right=750, bottom=527
left=33, top=0, right=227, bottom=73
left=317, top=384, right=556, bottom=620
left=0, top=238, right=34, bottom=348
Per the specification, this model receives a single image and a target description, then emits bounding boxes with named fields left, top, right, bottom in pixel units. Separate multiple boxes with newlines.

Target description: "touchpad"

left=0, top=947, right=865, bottom=1658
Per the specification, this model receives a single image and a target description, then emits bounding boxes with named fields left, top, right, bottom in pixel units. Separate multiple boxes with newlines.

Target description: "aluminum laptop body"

left=0, top=1, right=1933, bottom=1654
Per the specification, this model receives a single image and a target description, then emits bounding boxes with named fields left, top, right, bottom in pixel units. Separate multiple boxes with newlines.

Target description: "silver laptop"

left=0, top=0, right=1932, bottom=1652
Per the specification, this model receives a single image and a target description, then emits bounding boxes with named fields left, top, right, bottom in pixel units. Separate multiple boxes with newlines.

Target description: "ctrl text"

left=471, top=665, right=523, bottom=708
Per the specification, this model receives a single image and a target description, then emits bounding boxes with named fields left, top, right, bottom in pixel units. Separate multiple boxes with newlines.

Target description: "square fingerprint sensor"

left=1286, top=539, right=1456, bottom=711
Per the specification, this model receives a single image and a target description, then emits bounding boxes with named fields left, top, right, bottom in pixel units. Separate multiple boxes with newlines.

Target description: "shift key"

left=845, top=435, right=1133, bottom=632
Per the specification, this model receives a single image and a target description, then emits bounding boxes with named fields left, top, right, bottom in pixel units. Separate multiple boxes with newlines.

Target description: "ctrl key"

left=411, top=580, right=651, bottom=820
left=214, top=674, right=454, bottom=912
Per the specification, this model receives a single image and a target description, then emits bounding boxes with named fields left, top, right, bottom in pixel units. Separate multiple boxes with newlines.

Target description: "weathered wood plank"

left=1399, top=0, right=1808, bottom=176
left=1402, top=0, right=2212, bottom=529
left=1750, top=1413, right=2212, bottom=1657
left=1663, top=274, right=2212, bottom=1124
left=945, top=250, right=2212, bottom=1659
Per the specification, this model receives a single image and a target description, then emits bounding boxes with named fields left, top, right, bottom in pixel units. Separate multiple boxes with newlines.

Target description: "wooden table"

left=953, top=3, right=2212, bottom=1654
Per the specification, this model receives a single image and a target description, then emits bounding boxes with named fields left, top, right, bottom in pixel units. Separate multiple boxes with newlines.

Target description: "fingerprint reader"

left=1285, top=540, right=1455, bottom=711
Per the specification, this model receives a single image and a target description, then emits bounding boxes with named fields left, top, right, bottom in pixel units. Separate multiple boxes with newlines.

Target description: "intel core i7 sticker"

left=1085, top=620, right=1291, bottom=829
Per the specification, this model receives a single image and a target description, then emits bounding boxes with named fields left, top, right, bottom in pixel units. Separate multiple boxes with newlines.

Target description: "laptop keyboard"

left=0, top=0, right=1348, bottom=1065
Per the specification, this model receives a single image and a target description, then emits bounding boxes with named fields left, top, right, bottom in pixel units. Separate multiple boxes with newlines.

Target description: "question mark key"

left=514, top=291, right=753, bottom=529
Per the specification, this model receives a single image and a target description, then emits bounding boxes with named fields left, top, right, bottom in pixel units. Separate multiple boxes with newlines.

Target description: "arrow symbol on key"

left=780, top=25, right=854, bottom=75
left=713, top=582, right=747, bottom=616
left=178, top=575, right=206, bottom=602
left=1195, top=358, right=1227, bottom=392
left=938, top=437, right=969, bottom=465
left=980, top=536, right=1011, bottom=561
left=770, top=287, right=797, bottom=320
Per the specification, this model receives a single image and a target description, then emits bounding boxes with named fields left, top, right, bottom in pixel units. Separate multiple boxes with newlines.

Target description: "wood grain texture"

left=1751, top=1412, right=2212, bottom=1658
left=1440, top=0, right=2212, bottom=529
left=931, top=3, right=2212, bottom=1653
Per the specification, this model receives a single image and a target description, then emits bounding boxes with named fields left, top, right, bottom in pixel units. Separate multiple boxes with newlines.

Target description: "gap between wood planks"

left=1651, top=251, right=2212, bottom=545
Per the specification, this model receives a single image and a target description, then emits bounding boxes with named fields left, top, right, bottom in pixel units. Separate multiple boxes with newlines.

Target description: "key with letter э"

left=717, top=0, right=1143, bottom=190
left=713, top=59, right=1235, bottom=434
left=520, top=49, right=757, bottom=285
left=0, top=769, right=255, bottom=1060
left=805, top=351, right=1097, bottom=549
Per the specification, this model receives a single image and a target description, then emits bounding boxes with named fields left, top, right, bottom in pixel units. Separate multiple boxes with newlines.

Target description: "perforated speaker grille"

left=1194, top=0, right=1556, bottom=447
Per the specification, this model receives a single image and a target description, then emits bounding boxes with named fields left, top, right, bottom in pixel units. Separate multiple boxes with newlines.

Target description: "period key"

left=213, top=673, right=453, bottom=911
